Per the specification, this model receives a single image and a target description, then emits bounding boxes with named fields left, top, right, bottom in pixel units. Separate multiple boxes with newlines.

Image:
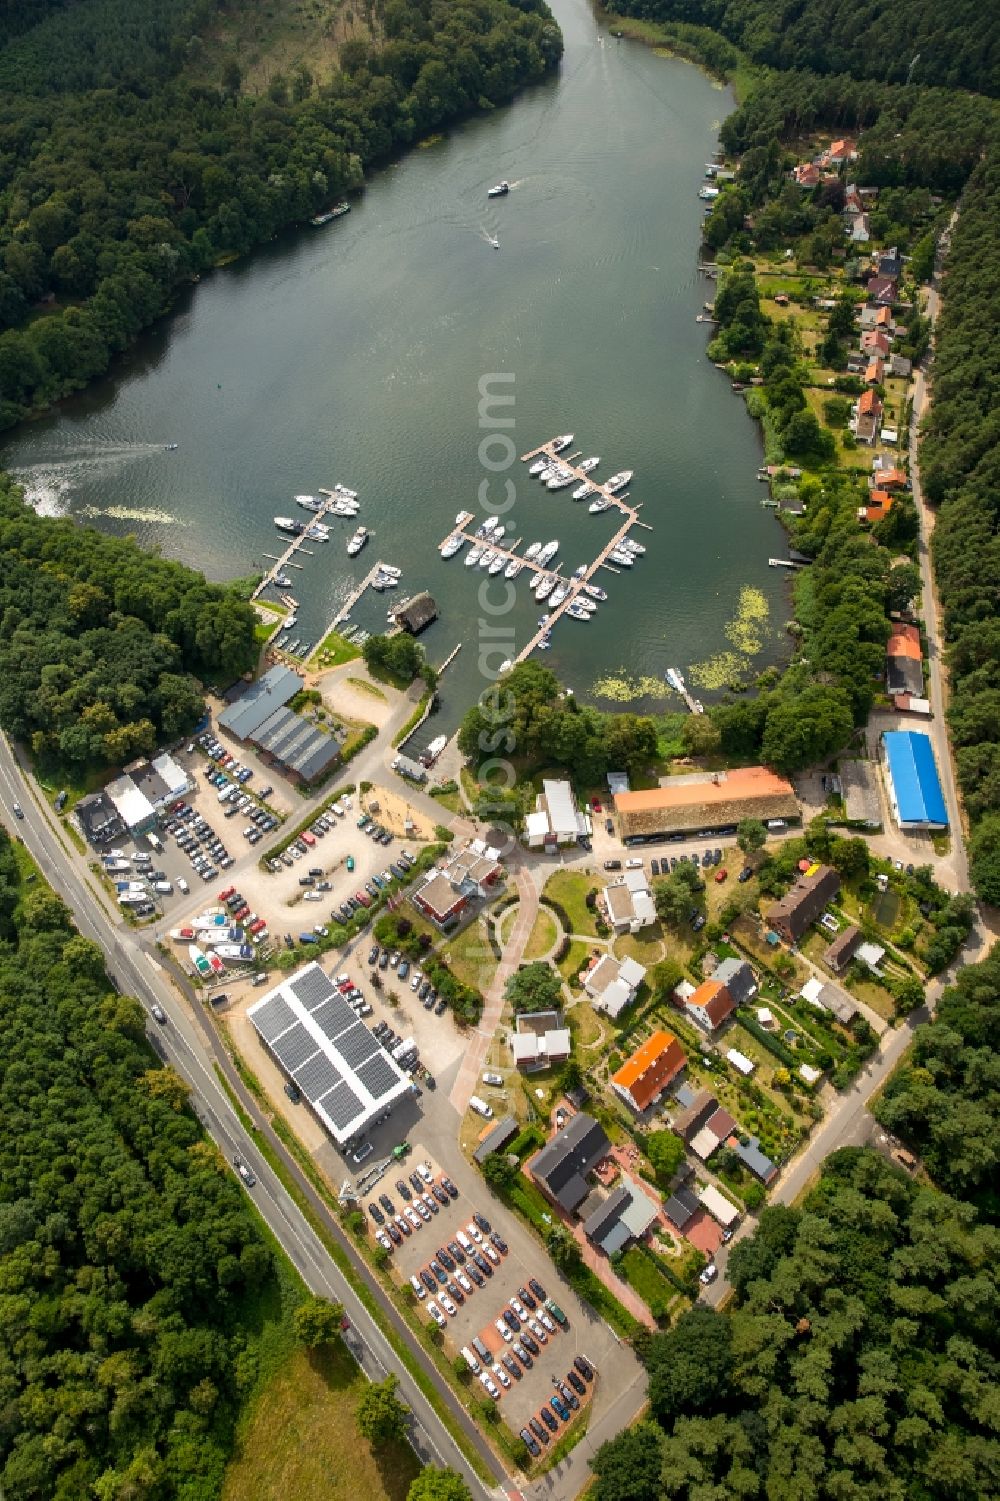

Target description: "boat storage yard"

left=437, top=434, right=652, bottom=663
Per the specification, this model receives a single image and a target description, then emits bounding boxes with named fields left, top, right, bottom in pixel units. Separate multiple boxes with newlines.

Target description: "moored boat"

left=528, top=458, right=550, bottom=476
left=583, top=583, right=608, bottom=601
left=455, top=509, right=474, bottom=526
left=534, top=575, right=556, bottom=601
left=274, top=516, right=303, bottom=535
left=525, top=541, right=542, bottom=559
left=551, top=434, right=574, bottom=453
left=440, top=533, right=466, bottom=558
left=478, top=548, right=496, bottom=569
left=578, top=456, right=600, bottom=473
left=504, top=557, right=523, bottom=579
left=488, top=553, right=505, bottom=574
left=605, top=470, right=634, bottom=493
left=465, top=546, right=483, bottom=566
left=567, top=601, right=592, bottom=620
left=537, top=539, right=559, bottom=565
left=573, top=482, right=596, bottom=501
left=549, top=585, right=569, bottom=607
left=589, top=496, right=611, bottom=513
left=346, top=526, right=368, bottom=556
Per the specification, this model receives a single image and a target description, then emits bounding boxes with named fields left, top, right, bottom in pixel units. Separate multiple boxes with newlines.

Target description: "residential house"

left=843, top=183, right=864, bottom=216
left=824, top=923, right=862, bottom=972
left=582, top=953, right=646, bottom=1019
left=602, top=870, right=656, bottom=934
left=581, top=1179, right=659, bottom=1256
left=878, top=247, right=903, bottom=279
left=861, top=329, right=890, bottom=358
left=698, top=1184, right=740, bottom=1227
left=867, top=275, right=898, bottom=306
left=671, top=1088, right=717, bottom=1143
left=690, top=1107, right=738, bottom=1162
left=857, top=940, right=886, bottom=973
left=663, top=1184, right=701, bottom=1231
left=76, top=790, right=125, bottom=847
left=864, top=356, right=885, bottom=385
left=529, top=1113, right=611, bottom=1215
left=729, top=1135, right=778, bottom=1184
left=854, top=387, right=883, bottom=443
left=848, top=212, right=871, bottom=243
left=793, top=162, right=820, bottom=188
left=713, top=957, right=758, bottom=1006
left=511, top=1010, right=571, bottom=1071
left=890, top=352, right=912, bottom=377
left=860, top=304, right=894, bottom=332
left=681, top=979, right=736, bottom=1034
left=821, top=138, right=857, bottom=166
left=887, top=623, right=923, bottom=698
left=411, top=838, right=503, bottom=929
left=611, top=1030, right=686, bottom=1115
left=860, top=488, right=894, bottom=524
left=873, top=464, right=907, bottom=488
left=524, top=778, right=590, bottom=849
left=472, top=1116, right=519, bottom=1165
left=800, top=975, right=859, bottom=1023
left=769, top=863, right=842, bottom=945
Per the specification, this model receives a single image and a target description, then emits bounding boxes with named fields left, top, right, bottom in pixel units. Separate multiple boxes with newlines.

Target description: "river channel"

left=2, top=0, right=787, bottom=734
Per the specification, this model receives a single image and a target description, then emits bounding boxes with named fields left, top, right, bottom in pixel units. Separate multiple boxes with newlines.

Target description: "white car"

left=417, top=1162, right=433, bottom=1183
left=395, top=1215, right=411, bottom=1237
left=495, top=1318, right=513, bottom=1343
left=415, top=1200, right=431, bottom=1222
left=440, top=1293, right=457, bottom=1316
left=484, top=1243, right=500, bottom=1265
left=410, top=970, right=423, bottom=991
left=510, top=1297, right=528, bottom=1321
left=699, top=1263, right=719, bottom=1285
left=405, top=1206, right=421, bottom=1230
left=410, top=1274, right=426, bottom=1299
left=625, top=857, right=644, bottom=869
left=375, top=1231, right=392, bottom=1252
left=528, top=1317, right=548, bottom=1343
left=482, top=1071, right=504, bottom=1087
left=537, top=1309, right=555, bottom=1333
left=467, top=1222, right=483, bottom=1243
left=456, top=1270, right=473, bottom=1294
left=479, top=1371, right=500, bottom=1398
left=494, top=1364, right=511, bottom=1389
left=428, top=1301, right=446, bottom=1327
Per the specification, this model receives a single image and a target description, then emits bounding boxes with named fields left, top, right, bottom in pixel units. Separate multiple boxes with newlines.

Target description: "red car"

left=301, top=830, right=317, bottom=847
left=233, top=905, right=250, bottom=922
left=591, top=797, right=603, bottom=813
left=218, top=886, right=236, bottom=902
left=249, top=917, right=267, bottom=935
left=354, top=889, right=371, bottom=907
left=714, top=868, right=728, bottom=883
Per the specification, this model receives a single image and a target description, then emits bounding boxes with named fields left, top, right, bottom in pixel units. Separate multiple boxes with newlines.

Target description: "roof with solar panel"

left=247, top=963, right=412, bottom=1143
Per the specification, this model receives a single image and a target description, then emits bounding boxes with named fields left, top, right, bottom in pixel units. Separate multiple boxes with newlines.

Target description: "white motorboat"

left=334, top=483, right=359, bottom=499
left=379, top=564, right=401, bottom=577
left=498, top=658, right=513, bottom=674
left=487, top=181, right=510, bottom=198
left=589, top=497, right=612, bottom=513
left=478, top=549, right=496, bottom=569
left=609, top=548, right=634, bottom=567
left=488, top=554, right=506, bottom=574
left=504, top=557, right=523, bottom=579
left=440, top=533, right=466, bottom=558
left=573, top=482, right=596, bottom=501
left=528, top=458, right=550, bottom=476
left=534, top=575, right=556, bottom=601
left=567, top=602, right=592, bottom=620
left=481, top=515, right=500, bottom=534
left=583, top=583, right=608, bottom=601
left=574, top=595, right=597, bottom=613
left=295, top=494, right=323, bottom=510
left=493, top=523, right=506, bottom=540
left=455, top=509, right=474, bottom=526
left=551, top=434, right=574, bottom=452
left=346, top=526, right=368, bottom=556
left=546, top=470, right=574, bottom=490
left=274, top=516, right=303, bottom=535
left=536, top=539, right=559, bottom=565
left=538, top=465, right=560, bottom=483
left=305, top=522, right=330, bottom=540
left=525, top=541, right=542, bottom=559
left=623, top=538, right=646, bottom=555
left=489, top=236, right=500, bottom=250
left=465, top=546, right=483, bottom=566
left=578, top=456, right=600, bottom=473
left=606, top=469, right=633, bottom=492
left=332, top=499, right=359, bottom=516
left=572, top=564, right=587, bottom=578
left=549, top=585, right=569, bottom=607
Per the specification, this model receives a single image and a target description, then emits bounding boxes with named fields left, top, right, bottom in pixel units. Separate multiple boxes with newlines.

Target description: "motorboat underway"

left=534, top=575, right=557, bottom=601
left=488, top=553, right=506, bottom=574
left=489, top=237, right=500, bottom=250
left=589, top=496, right=612, bottom=513
left=455, top=509, right=474, bottom=526
left=605, top=470, right=633, bottom=492
left=487, top=181, right=510, bottom=198
left=525, top=541, right=542, bottom=559
left=623, top=538, right=646, bottom=555
left=528, top=457, right=550, bottom=476
left=537, top=539, right=559, bottom=566
left=465, top=546, right=483, bottom=566
left=504, top=557, right=523, bottom=579
left=583, top=583, right=608, bottom=601
left=274, top=516, right=303, bottom=535
left=573, top=482, right=596, bottom=501
left=346, top=526, right=368, bottom=556
left=551, top=434, right=574, bottom=453
left=164, top=443, right=178, bottom=450
left=440, top=533, right=466, bottom=558
left=578, top=456, right=600, bottom=473
left=549, top=585, right=569, bottom=607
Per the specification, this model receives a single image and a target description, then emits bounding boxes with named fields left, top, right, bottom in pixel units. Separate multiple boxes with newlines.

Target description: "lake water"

left=1, top=0, right=787, bottom=736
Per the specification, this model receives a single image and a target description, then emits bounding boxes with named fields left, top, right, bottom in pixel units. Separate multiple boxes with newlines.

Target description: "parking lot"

left=362, top=1150, right=598, bottom=1440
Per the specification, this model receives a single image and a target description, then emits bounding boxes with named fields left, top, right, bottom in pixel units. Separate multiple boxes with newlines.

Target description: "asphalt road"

left=0, top=735, right=508, bottom=1501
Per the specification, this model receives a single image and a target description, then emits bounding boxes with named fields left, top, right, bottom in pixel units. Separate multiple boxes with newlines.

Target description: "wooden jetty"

left=443, top=435, right=654, bottom=661
left=329, top=557, right=392, bottom=632
left=251, top=494, right=338, bottom=601
left=436, top=642, right=463, bottom=676
left=666, top=667, right=704, bottom=715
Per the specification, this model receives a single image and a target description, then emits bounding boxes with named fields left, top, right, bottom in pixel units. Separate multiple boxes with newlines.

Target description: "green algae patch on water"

left=690, top=586, right=772, bottom=690
left=591, top=672, right=670, bottom=703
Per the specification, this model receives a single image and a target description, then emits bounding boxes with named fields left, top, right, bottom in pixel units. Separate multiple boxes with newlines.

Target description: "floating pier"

left=251, top=492, right=341, bottom=601
left=665, top=667, right=704, bottom=715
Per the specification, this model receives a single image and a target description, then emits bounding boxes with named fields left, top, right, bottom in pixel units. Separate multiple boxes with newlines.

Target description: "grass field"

left=544, top=870, right=600, bottom=937
left=311, top=632, right=362, bottom=670
left=558, top=938, right=592, bottom=987
left=524, top=906, right=559, bottom=961
left=223, top=1339, right=418, bottom=1501
left=444, top=917, right=498, bottom=994
left=621, top=1247, right=682, bottom=1319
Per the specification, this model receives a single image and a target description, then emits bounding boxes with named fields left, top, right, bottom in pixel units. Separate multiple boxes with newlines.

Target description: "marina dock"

left=251, top=491, right=339, bottom=601
left=330, top=556, right=392, bottom=631
left=440, top=436, right=653, bottom=661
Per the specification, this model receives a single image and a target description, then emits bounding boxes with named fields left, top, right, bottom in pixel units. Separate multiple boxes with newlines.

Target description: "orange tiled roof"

left=858, top=389, right=881, bottom=415
left=878, top=467, right=907, bottom=487
left=686, top=980, right=736, bottom=1029
left=888, top=623, right=921, bottom=661
left=612, top=1030, right=686, bottom=1111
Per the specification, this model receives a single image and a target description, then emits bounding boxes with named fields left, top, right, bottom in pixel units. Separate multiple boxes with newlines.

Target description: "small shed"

left=395, top=592, right=438, bottom=635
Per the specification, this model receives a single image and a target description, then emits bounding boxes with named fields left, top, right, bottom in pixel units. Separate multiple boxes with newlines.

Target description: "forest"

left=0, top=475, right=256, bottom=770
left=591, top=1148, right=1000, bottom=1501
left=917, top=156, right=1000, bottom=904
left=0, top=0, right=561, bottom=428
left=0, top=827, right=289, bottom=1499
left=606, top=0, right=999, bottom=97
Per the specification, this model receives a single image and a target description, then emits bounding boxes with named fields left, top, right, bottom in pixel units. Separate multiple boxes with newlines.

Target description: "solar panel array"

left=247, top=964, right=410, bottom=1141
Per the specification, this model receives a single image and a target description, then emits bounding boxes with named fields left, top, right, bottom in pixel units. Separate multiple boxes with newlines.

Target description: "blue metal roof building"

left=882, top=731, right=948, bottom=829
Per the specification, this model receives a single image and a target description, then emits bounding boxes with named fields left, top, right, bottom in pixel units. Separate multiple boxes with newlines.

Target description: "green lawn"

left=558, top=939, right=593, bottom=988
left=621, top=1247, right=683, bottom=1320
left=310, top=631, right=362, bottom=669
left=544, top=869, right=601, bottom=937
left=524, top=906, right=559, bottom=961
left=444, top=918, right=498, bottom=995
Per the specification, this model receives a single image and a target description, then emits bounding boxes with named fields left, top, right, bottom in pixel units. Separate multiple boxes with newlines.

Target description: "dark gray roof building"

left=472, top=1116, right=519, bottom=1165
left=663, top=1185, right=701, bottom=1229
left=395, top=592, right=438, bottom=635
left=769, top=865, right=841, bottom=944
left=713, top=957, right=758, bottom=1007
left=218, top=665, right=301, bottom=740
left=529, top=1113, right=611, bottom=1215
left=76, top=791, right=124, bottom=846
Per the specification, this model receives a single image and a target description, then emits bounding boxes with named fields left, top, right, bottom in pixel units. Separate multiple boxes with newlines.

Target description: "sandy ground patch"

left=234, top=824, right=405, bottom=932
left=317, top=663, right=399, bottom=730
left=361, top=784, right=438, bottom=840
